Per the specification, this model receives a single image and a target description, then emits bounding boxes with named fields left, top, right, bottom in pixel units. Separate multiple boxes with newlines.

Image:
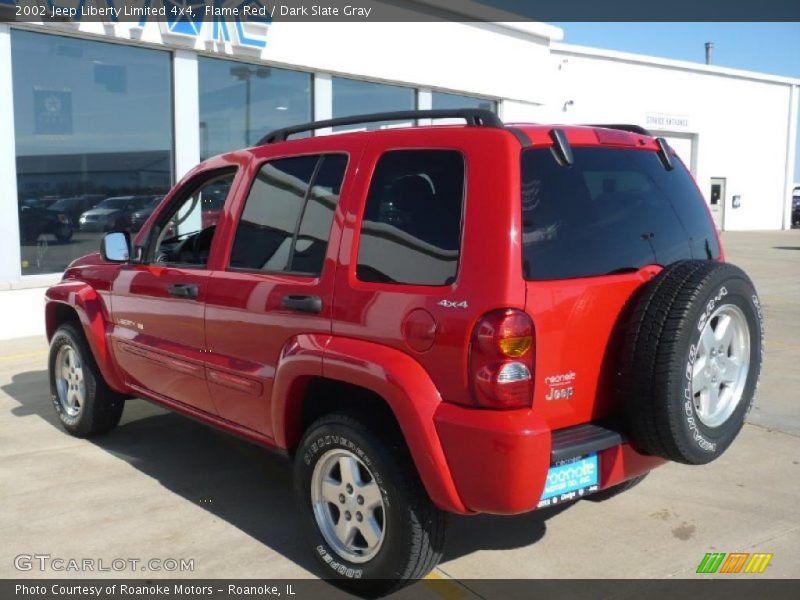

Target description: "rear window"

left=521, top=146, right=720, bottom=280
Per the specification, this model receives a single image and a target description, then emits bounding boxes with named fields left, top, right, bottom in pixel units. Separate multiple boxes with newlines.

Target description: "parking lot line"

left=422, top=571, right=473, bottom=600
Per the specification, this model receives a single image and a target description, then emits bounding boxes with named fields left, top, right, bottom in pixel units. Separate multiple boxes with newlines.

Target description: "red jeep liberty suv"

left=45, top=109, right=764, bottom=593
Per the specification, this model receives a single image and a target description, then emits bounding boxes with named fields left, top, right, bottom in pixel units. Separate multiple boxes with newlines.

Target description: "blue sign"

left=540, top=453, right=599, bottom=501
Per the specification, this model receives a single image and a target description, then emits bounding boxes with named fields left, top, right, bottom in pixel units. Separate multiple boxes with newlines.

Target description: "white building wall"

left=550, top=44, right=798, bottom=232
left=0, top=21, right=798, bottom=341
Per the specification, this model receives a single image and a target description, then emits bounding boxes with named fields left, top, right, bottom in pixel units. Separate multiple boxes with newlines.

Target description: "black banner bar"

left=3, top=579, right=800, bottom=600
left=1, top=0, right=800, bottom=23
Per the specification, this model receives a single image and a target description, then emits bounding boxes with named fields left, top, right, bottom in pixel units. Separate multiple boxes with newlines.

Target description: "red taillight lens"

left=469, top=309, right=535, bottom=409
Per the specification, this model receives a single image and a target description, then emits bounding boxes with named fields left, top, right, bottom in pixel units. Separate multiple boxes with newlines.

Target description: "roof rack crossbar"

left=587, top=124, right=653, bottom=136
left=258, top=108, right=503, bottom=145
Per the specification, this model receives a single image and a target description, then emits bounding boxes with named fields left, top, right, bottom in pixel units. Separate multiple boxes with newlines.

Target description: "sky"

left=532, top=22, right=800, bottom=182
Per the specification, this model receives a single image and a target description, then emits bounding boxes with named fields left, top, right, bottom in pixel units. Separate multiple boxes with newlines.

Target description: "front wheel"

left=294, top=412, right=446, bottom=595
left=48, top=323, right=125, bottom=437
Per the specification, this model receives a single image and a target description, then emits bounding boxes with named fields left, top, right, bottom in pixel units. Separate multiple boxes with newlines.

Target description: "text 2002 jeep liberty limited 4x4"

left=45, top=110, right=763, bottom=593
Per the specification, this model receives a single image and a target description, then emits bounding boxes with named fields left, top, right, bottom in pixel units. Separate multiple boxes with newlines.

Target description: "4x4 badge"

left=437, top=300, right=468, bottom=309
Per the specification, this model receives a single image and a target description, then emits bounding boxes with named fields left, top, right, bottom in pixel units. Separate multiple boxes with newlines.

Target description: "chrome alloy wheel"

left=310, top=449, right=386, bottom=563
left=692, top=304, right=751, bottom=428
left=55, top=344, right=85, bottom=418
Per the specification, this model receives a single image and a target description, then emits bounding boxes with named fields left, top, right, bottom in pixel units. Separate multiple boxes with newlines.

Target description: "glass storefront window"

left=12, top=30, right=173, bottom=276
left=198, top=57, right=312, bottom=159
left=332, top=77, right=416, bottom=131
left=431, top=91, right=497, bottom=112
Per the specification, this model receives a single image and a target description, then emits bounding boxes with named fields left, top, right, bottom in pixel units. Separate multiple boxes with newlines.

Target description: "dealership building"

left=0, top=5, right=798, bottom=338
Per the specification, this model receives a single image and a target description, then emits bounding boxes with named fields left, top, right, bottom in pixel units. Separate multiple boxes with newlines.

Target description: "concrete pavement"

left=1, top=230, right=798, bottom=589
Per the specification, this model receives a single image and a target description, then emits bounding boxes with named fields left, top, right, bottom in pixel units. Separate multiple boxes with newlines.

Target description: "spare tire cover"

left=619, top=260, right=764, bottom=465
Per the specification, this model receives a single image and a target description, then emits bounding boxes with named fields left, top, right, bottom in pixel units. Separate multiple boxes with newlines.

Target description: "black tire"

left=54, top=225, right=73, bottom=243
left=586, top=474, right=647, bottom=502
left=294, top=412, right=446, bottom=596
left=48, top=323, right=125, bottom=437
left=620, top=260, right=764, bottom=465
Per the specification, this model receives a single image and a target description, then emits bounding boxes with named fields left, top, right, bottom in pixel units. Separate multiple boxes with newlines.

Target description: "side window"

left=356, top=150, right=465, bottom=286
left=229, top=154, right=347, bottom=275
left=151, top=171, right=236, bottom=267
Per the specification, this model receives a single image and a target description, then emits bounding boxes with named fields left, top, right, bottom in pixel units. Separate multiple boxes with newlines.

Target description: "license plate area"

left=537, top=453, right=599, bottom=508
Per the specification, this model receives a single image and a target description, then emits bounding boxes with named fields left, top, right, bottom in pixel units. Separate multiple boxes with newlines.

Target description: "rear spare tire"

left=620, top=260, right=763, bottom=465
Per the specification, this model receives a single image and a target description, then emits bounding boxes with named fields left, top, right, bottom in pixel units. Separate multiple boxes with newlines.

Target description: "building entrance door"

left=709, top=177, right=726, bottom=230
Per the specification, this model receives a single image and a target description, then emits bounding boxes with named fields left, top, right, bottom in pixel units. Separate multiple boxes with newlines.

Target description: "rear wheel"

left=48, top=323, right=125, bottom=437
left=294, top=412, right=445, bottom=595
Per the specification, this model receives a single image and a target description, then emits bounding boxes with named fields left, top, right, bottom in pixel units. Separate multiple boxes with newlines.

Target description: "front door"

left=709, top=177, right=726, bottom=230
left=204, top=152, right=351, bottom=438
left=110, top=168, right=238, bottom=414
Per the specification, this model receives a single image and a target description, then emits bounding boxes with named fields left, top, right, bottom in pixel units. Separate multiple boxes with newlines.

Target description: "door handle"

left=168, top=283, right=199, bottom=299
left=281, top=294, right=322, bottom=314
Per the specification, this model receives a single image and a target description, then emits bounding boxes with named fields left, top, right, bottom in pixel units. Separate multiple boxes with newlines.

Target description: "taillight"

left=469, top=309, right=535, bottom=409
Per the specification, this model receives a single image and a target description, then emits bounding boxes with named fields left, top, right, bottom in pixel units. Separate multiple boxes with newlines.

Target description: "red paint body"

left=43, top=124, right=722, bottom=515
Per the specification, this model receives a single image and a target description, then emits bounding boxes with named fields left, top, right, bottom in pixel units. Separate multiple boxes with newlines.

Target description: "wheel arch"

left=45, top=282, right=127, bottom=393
left=272, top=335, right=468, bottom=514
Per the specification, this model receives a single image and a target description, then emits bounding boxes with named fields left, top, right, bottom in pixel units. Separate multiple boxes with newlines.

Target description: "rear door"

left=110, top=167, right=240, bottom=414
left=203, top=150, right=353, bottom=438
left=520, top=143, right=721, bottom=429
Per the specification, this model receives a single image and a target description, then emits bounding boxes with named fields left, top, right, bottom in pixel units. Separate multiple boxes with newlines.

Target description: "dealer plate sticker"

left=537, top=454, right=599, bottom=508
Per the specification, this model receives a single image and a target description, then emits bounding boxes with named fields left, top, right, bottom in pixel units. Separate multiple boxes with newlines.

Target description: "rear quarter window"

left=521, top=146, right=719, bottom=280
left=356, top=150, right=465, bottom=286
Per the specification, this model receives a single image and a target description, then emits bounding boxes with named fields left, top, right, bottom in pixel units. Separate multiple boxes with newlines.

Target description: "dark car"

left=129, top=196, right=163, bottom=231
left=18, top=202, right=73, bottom=243
left=78, top=195, right=154, bottom=233
left=46, top=195, right=105, bottom=227
left=793, top=187, right=799, bottom=228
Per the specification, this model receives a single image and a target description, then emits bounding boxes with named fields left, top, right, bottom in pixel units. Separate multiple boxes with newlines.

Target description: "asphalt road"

left=1, top=230, right=798, bottom=595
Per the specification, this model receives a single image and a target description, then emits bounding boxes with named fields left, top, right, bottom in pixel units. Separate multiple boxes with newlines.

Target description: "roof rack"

left=257, top=108, right=503, bottom=145
left=588, top=124, right=653, bottom=136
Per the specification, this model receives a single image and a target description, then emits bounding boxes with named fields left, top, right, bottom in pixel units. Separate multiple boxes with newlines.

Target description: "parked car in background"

left=78, top=195, right=154, bottom=233
left=47, top=195, right=105, bottom=227
left=200, top=184, right=229, bottom=229
left=18, top=202, right=73, bottom=243
left=130, top=196, right=164, bottom=231
left=793, top=186, right=799, bottom=228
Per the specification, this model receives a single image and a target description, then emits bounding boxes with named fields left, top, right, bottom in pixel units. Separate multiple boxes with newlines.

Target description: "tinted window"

left=12, top=30, right=172, bottom=275
left=357, top=150, right=464, bottom=285
left=521, top=147, right=720, bottom=280
left=198, top=57, right=311, bottom=159
left=332, top=78, right=415, bottom=132
left=290, top=155, right=348, bottom=274
left=431, top=91, right=497, bottom=112
left=230, top=155, right=346, bottom=275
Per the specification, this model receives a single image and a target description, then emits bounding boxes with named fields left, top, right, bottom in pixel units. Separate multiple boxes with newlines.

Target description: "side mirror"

left=101, top=231, right=131, bottom=262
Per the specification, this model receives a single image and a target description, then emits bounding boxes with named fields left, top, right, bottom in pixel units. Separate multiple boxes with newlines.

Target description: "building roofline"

left=552, top=42, right=800, bottom=86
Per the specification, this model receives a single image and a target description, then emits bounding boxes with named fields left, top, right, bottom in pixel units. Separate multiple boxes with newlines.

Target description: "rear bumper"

left=434, top=403, right=666, bottom=514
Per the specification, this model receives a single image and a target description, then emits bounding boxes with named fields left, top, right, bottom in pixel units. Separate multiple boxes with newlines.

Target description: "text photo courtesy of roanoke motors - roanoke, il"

left=0, top=1, right=799, bottom=600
